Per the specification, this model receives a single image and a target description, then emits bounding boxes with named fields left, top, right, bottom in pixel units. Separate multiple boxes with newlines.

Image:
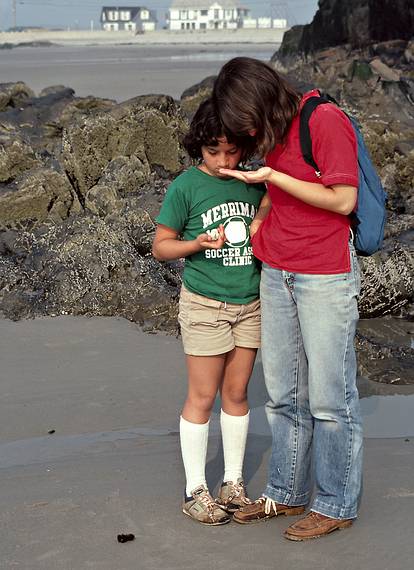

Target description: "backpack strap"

left=299, top=94, right=334, bottom=176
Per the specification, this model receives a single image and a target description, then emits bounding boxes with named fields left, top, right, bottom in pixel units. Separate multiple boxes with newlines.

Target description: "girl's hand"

left=196, top=224, right=226, bottom=250
left=219, top=167, right=273, bottom=183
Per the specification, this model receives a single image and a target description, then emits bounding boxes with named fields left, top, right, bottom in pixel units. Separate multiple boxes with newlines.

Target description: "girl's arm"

left=152, top=224, right=226, bottom=262
left=219, top=167, right=357, bottom=216
left=250, top=191, right=271, bottom=237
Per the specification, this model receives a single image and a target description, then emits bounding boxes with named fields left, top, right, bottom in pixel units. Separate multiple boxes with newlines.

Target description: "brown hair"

left=182, top=97, right=255, bottom=162
left=212, top=57, right=301, bottom=157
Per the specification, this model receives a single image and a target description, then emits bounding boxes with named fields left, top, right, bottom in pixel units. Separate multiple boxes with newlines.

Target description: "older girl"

left=213, top=57, right=363, bottom=540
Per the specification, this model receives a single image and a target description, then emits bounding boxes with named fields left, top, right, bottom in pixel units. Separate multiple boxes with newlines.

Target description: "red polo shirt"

left=252, top=90, right=358, bottom=274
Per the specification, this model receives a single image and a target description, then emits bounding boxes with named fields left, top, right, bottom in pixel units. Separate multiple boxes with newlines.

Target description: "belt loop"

left=224, top=301, right=227, bottom=310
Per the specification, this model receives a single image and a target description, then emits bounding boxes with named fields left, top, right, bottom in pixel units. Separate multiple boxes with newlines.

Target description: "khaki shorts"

left=178, top=285, right=261, bottom=356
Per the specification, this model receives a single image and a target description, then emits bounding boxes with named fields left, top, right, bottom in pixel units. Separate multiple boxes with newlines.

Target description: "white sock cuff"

left=180, top=416, right=210, bottom=429
left=220, top=409, right=250, bottom=422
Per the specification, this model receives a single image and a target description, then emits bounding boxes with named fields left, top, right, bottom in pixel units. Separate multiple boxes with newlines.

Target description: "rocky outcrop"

left=0, top=79, right=412, bottom=383
left=0, top=87, right=188, bottom=229
left=0, top=168, right=78, bottom=228
left=62, top=95, right=187, bottom=207
left=279, top=0, right=414, bottom=55
left=180, top=75, right=216, bottom=118
left=356, top=316, right=414, bottom=385
left=0, top=83, right=189, bottom=332
left=359, top=242, right=414, bottom=317
left=273, top=1, right=414, bottom=384
left=0, top=82, right=34, bottom=112
left=0, top=209, right=181, bottom=331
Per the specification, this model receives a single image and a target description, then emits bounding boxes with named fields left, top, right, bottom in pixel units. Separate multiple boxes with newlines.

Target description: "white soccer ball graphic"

left=224, top=217, right=249, bottom=247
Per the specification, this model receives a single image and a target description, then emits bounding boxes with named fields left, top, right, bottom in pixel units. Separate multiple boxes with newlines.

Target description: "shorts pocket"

left=178, top=286, right=221, bottom=327
left=188, top=298, right=220, bottom=327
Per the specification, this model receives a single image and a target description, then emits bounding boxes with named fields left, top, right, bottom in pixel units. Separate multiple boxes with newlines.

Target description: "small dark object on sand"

left=117, top=533, right=135, bottom=543
left=48, top=429, right=55, bottom=434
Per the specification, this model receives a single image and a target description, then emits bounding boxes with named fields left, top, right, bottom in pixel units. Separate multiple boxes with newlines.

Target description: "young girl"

left=213, top=57, right=363, bottom=540
left=152, top=99, right=265, bottom=525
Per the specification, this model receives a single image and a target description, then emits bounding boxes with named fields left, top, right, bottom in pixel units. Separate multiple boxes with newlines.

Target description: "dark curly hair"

left=182, top=98, right=255, bottom=162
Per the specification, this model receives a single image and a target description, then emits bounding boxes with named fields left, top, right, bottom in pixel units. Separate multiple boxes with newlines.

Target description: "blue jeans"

left=260, top=245, right=363, bottom=519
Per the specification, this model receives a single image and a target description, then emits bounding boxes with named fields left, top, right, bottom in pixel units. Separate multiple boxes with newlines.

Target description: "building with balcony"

left=167, top=0, right=250, bottom=31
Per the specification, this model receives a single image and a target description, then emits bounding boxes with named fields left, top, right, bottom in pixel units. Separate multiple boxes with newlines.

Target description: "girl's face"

left=200, top=137, right=242, bottom=178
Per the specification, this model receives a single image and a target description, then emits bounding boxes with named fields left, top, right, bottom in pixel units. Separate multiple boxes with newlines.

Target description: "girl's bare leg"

left=220, top=346, right=257, bottom=485
left=180, top=353, right=226, bottom=496
left=221, top=347, right=257, bottom=415
left=182, top=353, right=226, bottom=423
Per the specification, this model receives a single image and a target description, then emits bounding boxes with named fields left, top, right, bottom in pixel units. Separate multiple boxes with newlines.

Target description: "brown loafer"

left=233, top=496, right=306, bottom=524
left=284, top=511, right=353, bottom=541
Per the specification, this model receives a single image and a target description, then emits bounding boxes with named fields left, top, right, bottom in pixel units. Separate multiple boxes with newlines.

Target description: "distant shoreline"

left=0, top=28, right=285, bottom=47
left=0, top=42, right=275, bottom=101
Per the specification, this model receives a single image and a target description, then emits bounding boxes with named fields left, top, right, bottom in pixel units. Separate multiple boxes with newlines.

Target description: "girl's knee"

left=221, top=385, right=248, bottom=406
left=186, top=393, right=216, bottom=414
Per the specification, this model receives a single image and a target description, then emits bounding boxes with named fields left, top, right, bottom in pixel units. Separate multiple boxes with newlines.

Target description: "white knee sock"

left=180, top=416, right=210, bottom=497
left=221, top=409, right=250, bottom=483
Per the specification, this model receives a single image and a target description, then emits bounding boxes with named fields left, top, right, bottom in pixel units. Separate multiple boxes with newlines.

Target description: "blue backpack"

left=299, top=93, right=387, bottom=256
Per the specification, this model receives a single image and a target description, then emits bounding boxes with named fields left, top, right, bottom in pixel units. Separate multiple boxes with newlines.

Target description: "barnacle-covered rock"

left=0, top=213, right=180, bottom=332
left=0, top=168, right=78, bottom=229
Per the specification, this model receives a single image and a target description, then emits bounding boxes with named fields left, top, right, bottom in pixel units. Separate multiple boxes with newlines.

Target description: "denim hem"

left=312, top=500, right=358, bottom=520
left=263, top=485, right=310, bottom=507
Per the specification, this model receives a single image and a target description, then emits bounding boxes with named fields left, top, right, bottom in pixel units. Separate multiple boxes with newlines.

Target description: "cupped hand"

left=218, top=167, right=272, bottom=183
left=196, top=224, right=226, bottom=250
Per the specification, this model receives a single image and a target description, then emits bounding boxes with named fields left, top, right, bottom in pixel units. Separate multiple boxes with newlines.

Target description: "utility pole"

left=12, top=0, right=17, bottom=30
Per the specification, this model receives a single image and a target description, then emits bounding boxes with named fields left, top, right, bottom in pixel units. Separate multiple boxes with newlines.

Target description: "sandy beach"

left=0, top=28, right=286, bottom=47
left=1, top=315, right=413, bottom=569
left=0, top=43, right=275, bottom=101
left=1, top=28, right=414, bottom=568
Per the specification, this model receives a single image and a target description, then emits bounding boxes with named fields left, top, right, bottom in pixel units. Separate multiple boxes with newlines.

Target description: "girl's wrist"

left=192, top=238, right=204, bottom=253
left=267, top=168, right=280, bottom=185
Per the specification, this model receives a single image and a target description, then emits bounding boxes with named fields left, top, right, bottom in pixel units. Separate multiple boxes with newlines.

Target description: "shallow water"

left=0, top=43, right=275, bottom=101
left=1, top=392, right=412, bottom=470
left=244, top=392, right=414, bottom=440
left=360, top=394, right=414, bottom=438
left=240, top=351, right=414, bottom=440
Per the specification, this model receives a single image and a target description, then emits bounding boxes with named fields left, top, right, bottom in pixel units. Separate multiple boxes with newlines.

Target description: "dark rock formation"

left=0, top=168, right=78, bottom=227
left=0, top=77, right=412, bottom=383
left=279, top=0, right=414, bottom=55
left=0, top=210, right=181, bottom=331
left=356, top=316, right=414, bottom=385
left=273, top=0, right=414, bottom=384
left=180, top=75, right=216, bottom=118
left=0, top=84, right=188, bottom=332
left=0, top=82, right=34, bottom=111
left=359, top=242, right=414, bottom=317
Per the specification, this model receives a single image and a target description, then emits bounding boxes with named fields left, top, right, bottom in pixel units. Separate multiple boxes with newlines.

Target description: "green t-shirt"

left=156, top=166, right=266, bottom=304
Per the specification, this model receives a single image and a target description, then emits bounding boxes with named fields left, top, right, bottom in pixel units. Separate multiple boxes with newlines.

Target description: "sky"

left=0, top=0, right=319, bottom=31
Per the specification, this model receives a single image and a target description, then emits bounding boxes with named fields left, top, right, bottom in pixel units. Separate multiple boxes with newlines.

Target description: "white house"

left=167, top=0, right=250, bottom=31
left=101, top=6, right=157, bottom=32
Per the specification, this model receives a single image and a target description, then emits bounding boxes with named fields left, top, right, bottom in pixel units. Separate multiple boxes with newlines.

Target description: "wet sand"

left=0, top=43, right=275, bottom=101
left=1, top=40, right=414, bottom=567
left=1, top=316, right=413, bottom=569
